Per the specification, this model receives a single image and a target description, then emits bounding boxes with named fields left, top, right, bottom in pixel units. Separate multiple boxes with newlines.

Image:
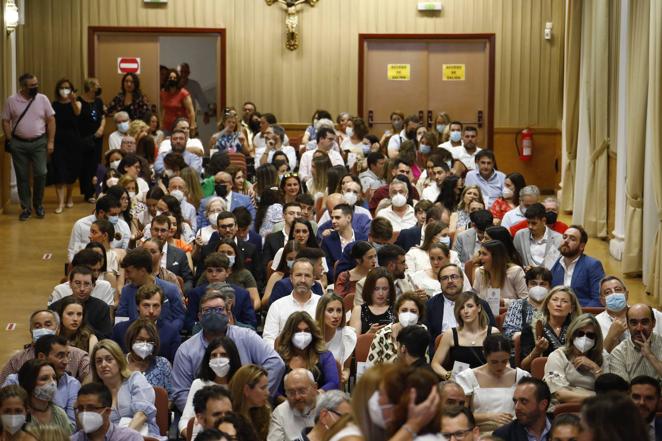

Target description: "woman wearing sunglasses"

left=542, top=313, right=606, bottom=405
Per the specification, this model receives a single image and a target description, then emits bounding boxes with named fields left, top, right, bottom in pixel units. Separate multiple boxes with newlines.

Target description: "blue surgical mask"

left=108, top=215, right=119, bottom=225
left=436, top=124, right=446, bottom=134
left=450, top=131, right=462, bottom=142
left=605, top=293, right=627, bottom=312
left=438, top=236, right=451, bottom=247
left=362, top=143, right=371, bottom=154
left=419, top=144, right=431, bottom=155
left=32, top=328, right=55, bottom=343
left=117, top=121, right=130, bottom=134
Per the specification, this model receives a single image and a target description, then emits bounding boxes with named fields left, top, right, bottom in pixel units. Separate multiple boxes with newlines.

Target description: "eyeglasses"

left=201, top=307, right=226, bottom=315
left=440, top=274, right=461, bottom=282
left=575, top=330, right=597, bottom=339
left=440, top=428, right=474, bottom=440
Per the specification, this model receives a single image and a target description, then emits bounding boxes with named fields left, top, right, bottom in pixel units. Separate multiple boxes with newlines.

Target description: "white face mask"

left=573, top=335, right=595, bottom=354
left=398, top=312, right=419, bottom=327
left=208, top=212, right=219, bottom=227
left=131, top=342, right=154, bottom=359
left=368, top=391, right=388, bottom=429
left=106, top=177, right=119, bottom=188
left=59, top=88, right=71, bottom=98
left=226, top=255, right=236, bottom=267
left=391, top=193, right=407, bottom=208
left=286, top=259, right=295, bottom=269
left=33, top=382, right=57, bottom=401
left=32, top=327, right=55, bottom=343
left=79, top=411, right=104, bottom=434
left=345, top=127, right=353, bottom=137
left=109, top=159, right=121, bottom=170
left=343, top=191, right=358, bottom=206
left=292, top=331, right=313, bottom=350
left=1, top=414, right=25, bottom=434
left=209, top=357, right=231, bottom=378
left=528, top=286, right=549, bottom=302
left=164, top=169, right=175, bottom=178
left=502, top=187, right=514, bottom=199
left=117, top=121, right=130, bottom=134
left=170, top=189, right=185, bottom=202
left=128, top=191, right=136, bottom=199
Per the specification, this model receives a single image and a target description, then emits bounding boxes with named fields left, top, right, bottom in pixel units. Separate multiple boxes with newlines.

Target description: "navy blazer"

left=269, top=278, right=324, bottom=308
left=116, top=278, right=186, bottom=332
left=320, top=230, right=369, bottom=281
left=425, top=293, right=496, bottom=357
left=316, top=212, right=371, bottom=242
left=111, top=318, right=181, bottom=362
left=185, top=282, right=257, bottom=332
left=262, top=231, right=287, bottom=266
left=551, top=254, right=605, bottom=307
left=166, top=244, right=194, bottom=292
left=395, top=224, right=422, bottom=252
left=493, top=416, right=553, bottom=441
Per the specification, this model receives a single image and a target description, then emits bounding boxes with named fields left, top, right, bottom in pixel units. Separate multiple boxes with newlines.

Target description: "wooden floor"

left=0, top=187, right=653, bottom=365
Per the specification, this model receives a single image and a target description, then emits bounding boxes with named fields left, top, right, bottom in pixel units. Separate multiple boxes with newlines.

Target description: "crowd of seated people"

left=3, top=70, right=662, bottom=441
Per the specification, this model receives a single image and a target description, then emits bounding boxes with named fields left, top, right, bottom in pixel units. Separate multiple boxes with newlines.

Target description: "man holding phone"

left=610, top=304, right=662, bottom=382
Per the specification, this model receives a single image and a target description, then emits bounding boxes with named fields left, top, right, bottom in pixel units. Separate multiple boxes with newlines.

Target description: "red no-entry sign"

left=117, top=57, right=141, bottom=74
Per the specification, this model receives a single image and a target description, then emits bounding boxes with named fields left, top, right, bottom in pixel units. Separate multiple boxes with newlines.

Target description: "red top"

left=160, top=88, right=190, bottom=131
left=509, top=219, right=569, bottom=236
left=490, top=197, right=513, bottom=220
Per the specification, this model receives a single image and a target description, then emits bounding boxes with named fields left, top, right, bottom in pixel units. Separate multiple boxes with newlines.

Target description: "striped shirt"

left=610, top=333, right=662, bottom=382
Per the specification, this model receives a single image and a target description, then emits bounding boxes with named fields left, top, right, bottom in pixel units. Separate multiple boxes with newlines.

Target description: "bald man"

left=610, top=304, right=662, bottom=382
left=268, top=369, right=318, bottom=441
left=196, top=171, right=256, bottom=230
left=168, top=176, right=197, bottom=231
left=440, top=381, right=467, bottom=408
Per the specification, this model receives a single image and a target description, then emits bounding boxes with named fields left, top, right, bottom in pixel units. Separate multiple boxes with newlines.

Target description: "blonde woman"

left=180, top=167, right=204, bottom=208
left=450, top=185, right=484, bottom=234
left=316, top=294, right=357, bottom=384
left=211, top=113, right=249, bottom=155
left=520, top=286, right=583, bottom=371
left=91, top=340, right=161, bottom=438
left=228, top=365, right=271, bottom=441
left=306, top=153, right=332, bottom=202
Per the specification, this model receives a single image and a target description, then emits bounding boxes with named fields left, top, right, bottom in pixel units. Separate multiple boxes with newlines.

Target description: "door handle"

left=477, top=110, right=483, bottom=129
left=427, top=110, right=433, bottom=128
left=418, top=110, right=425, bottom=124
left=368, top=110, right=374, bottom=128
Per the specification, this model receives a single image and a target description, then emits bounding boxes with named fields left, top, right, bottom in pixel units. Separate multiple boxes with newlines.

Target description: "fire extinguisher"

left=515, top=128, right=533, bottom=161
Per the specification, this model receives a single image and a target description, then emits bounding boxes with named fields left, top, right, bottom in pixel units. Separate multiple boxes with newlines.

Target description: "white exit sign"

left=418, top=1, right=443, bottom=11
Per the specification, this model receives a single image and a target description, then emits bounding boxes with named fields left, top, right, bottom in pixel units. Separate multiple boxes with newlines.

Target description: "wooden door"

left=361, top=40, right=428, bottom=136
left=94, top=33, right=160, bottom=123
left=359, top=35, right=495, bottom=148
left=427, top=39, right=492, bottom=147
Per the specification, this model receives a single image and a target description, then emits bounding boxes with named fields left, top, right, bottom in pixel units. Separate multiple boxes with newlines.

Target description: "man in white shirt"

left=439, top=120, right=464, bottom=152
left=253, top=112, right=291, bottom=152
left=268, top=369, right=318, bottom=441
left=447, top=126, right=482, bottom=171
left=502, top=185, right=541, bottom=229
left=167, top=176, right=197, bottom=232
left=463, top=150, right=505, bottom=209
left=512, top=202, right=562, bottom=269
left=108, top=111, right=130, bottom=150
left=359, top=151, right=387, bottom=198
left=263, top=259, right=320, bottom=347
left=257, top=124, right=297, bottom=169
left=299, top=127, right=344, bottom=183
left=158, top=118, right=205, bottom=156
left=421, top=158, right=451, bottom=202
left=67, top=195, right=129, bottom=262
left=387, top=114, right=420, bottom=158
left=49, top=250, right=114, bottom=306
left=376, top=179, right=417, bottom=232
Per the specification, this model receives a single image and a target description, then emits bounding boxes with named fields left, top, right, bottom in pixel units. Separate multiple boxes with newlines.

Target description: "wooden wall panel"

left=14, top=0, right=565, bottom=127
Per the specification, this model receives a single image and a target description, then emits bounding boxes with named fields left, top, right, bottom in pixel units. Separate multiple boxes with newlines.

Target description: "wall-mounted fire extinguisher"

left=515, top=128, right=533, bottom=161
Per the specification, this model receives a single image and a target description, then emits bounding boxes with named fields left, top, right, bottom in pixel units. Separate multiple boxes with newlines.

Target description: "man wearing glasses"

left=441, top=406, right=480, bottom=441
left=610, top=303, right=662, bottom=382
left=49, top=265, right=113, bottom=340
left=71, top=382, right=143, bottom=440
left=268, top=369, right=319, bottom=440
left=425, top=264, right=495, bottom=357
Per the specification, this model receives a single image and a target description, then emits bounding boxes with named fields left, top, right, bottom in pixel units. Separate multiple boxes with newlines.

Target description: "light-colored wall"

left=14, top=0, right=565, bottom=126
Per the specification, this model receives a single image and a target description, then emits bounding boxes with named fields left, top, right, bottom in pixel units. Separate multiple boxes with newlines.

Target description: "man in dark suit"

left=320, top=203, right=368, bottom=281
left=198, top=212, right=263, bottom=289
left=263, top=202, right=302, bottom=265
left=185, top=253, right=256, bottom=332
left=196, top=172, right=256, bottom=229
left=551, top=225, right=605, bottom=306
left=493, top=378, right=552, bottom=441
left=425, top=264, right=495, bottom=357
left=234, top=206, right=262, bottom=252
left=111, top=284, right=181, bottom=362
left=150, top=215, right=194, bottom=291
left=50, top=265, right=113, bottom=340
left=631, top=375, right=662, bottom=441
left=395, top=201, right=438, bottom=252
left=316, top=194, right=371, bottom=242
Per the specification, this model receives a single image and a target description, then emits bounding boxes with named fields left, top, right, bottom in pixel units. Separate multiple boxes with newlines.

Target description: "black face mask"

left=405, top=129, right=416, bottom=140
left=215, top=184, right=228, bottom=198
left=95, top=88, right=103, bottom=97
left=166, top=79, right=178, bottom=89
left=27, top=87, right=38, bottom=97
left=545, top=211, right=558, bottom=225
left=200, top=311, right=228, bottom=335
left=249, top=120, right=261, bottom=133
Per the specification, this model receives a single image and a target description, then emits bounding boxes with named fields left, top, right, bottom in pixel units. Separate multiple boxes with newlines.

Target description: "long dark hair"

left=85, top=241, right=108, bottom=272
left=120, top=72, right=143, bottom=99
left=106, top=185, right=133, bottom=224
left=215, top=238, right=245, bottom=271
left=197, top=337, right=242, bottom=383
left=506, top=172, right=526, bottom=206
left=437, top=175, right=462, bottom=212
left=275, top=240, right=304, bottom=276
left=485, top=226, right=523, bottom=266
left=288, top=219, right=319, bottom=248
left=255, top=188, right=282, bottom=233
left=160, top=195, right=184, bottom=238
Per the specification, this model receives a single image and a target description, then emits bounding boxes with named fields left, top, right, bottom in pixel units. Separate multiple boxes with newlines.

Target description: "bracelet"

left=403, top=424, right=417, bottom=439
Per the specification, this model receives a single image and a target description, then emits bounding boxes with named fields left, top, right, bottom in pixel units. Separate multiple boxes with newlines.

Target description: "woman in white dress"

left=456, top=334, right=530, bottom=433
left=316, top=293, right=357, bottom=385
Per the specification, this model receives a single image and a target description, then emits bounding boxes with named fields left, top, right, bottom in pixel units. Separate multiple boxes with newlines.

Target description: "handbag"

left=5, top=96, right=36, bottom=154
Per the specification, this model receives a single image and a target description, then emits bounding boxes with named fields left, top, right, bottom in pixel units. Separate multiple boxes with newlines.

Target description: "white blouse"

left=326, top=326, right=357, bottom=364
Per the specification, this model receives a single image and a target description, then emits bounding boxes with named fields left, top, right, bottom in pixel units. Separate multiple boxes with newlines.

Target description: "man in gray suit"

left=150, top=215, right=194, bottom=291
left=513, top=203, right=562, bottom=270
left=453, top=209, right=493, bottom=263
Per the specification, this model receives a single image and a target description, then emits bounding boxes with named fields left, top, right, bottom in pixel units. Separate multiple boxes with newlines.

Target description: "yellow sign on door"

left=387, top=64, right=411, bottom=81
left=443, top=64, right=465, bottom=81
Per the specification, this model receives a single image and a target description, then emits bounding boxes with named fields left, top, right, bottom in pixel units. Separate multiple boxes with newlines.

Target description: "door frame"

left=358, top=33, right=496, bottom=148
left=88, top=26, right=227, bottom=111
